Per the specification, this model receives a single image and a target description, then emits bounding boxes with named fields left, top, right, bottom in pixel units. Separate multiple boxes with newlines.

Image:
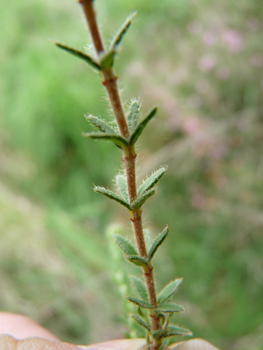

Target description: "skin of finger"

left=0, top=334, right=80, bottom=350
left=0, top=312, right=59, bottom=340
left=169, top=338, right=220, bottom=350
left=81, top=338, right=146, bottom=350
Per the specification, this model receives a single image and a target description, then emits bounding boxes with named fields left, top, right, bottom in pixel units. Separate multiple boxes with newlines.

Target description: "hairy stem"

left=79, top=0, right=162, bottom=346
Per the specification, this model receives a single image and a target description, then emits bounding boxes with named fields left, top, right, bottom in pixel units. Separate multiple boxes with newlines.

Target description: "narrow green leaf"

left=155, top=302, right=184, bottom=313
left=130, top=276, right=148, bottom=300
left=129, top=107, right=157, bottom=146
left=138, top=306, right=146, bottom=318
left=131, top=314, right=150, bottom=331
left=113, top=234, right=138, bottom=256
left=110, top=12, right=137, bottom=50
left=55, top=42, right=101, bottom=71
left=152, top=329, right=167, bottom=341
left=138, top=167, right=167, bottom=196
left=143, top=229, right=152, bottom=252
left=100, top=50, right=115, bottom=69
left=82, top=132, right=128, bottom=148
left=126, top=99, right=140, bottom=133
left=115, top=175, right=128, bottom=201
left=148, top=226, right=169, bottom=261
left=126, top=255, right=148, bottom=266
left=85, top=115, right=117, bottom=134
left=127, top=296, right=154, bottom=309
left=94, top=186, right=131, bottom=210
left=131, top=188, right=155, bottom=210
left=163, top=324, right=192, bottom=337
left=157, top=278, right=183, bottom=305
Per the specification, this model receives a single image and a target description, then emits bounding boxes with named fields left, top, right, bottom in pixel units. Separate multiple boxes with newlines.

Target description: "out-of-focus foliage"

left=0, top=0, right=262, bottom=349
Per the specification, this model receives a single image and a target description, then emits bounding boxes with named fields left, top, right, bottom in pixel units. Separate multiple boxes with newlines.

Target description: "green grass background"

left=1, top=0, right=263, bottom=349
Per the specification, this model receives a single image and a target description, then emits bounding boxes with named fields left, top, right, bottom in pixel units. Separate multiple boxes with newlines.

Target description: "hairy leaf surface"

left=85, top=115, right=117, bottom=134
left=94, top=186, right=131, bottom=209
left=138, top=167, right=167, bottom=196
left=82, top=132, right=128, bottom=148
left=126, top=255, right=148, bottom=266
left=127, top=296, right=154, bottom=309
left=155, top=302, right=184, bottom=313
left=126, top=99, right=140, bottom=133
left=129, top=107, right=157, bottom=146
left=157, top=278, right=183, bottom=305
left=115, top=174, right=129, bottom=201
left=131, top=188, right=155, bottom=209
left=110, top=12, right=137, bottom=50
left=131, top=314, right=150, bottom=331
left=113, top=234, right=138, bottom=256
left=148, top=226, right=169, bottom=261
left=130, top=275, right=148, bottom=300
left=55, top=42, right=101, bottom=70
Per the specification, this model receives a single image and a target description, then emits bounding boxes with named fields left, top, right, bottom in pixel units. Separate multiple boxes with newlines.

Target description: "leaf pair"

left=94, top=186, right=155, bottom=211
left=83, top=115, right=128, bottom=149
left=153, top=325, right=192, bottom=340
left=55, top=12, right=136, bottom=71
left=128, top=275, right=184, bottom=313
left=83, top=107, right=157, bottom=149
left=104, top=167, right=166, bottom=212
left=113, top=226, right=168, bottom=267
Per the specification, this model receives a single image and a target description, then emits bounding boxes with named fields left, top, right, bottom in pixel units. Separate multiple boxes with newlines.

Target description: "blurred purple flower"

left=222, top=29, right=243, bottom=53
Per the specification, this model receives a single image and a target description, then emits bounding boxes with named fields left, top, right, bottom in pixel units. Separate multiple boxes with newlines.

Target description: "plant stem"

left=79, top=0, right=162, bottom=347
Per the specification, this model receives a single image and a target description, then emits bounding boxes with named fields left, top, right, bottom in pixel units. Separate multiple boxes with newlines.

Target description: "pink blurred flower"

left=183, top=117, right=202, bottom=135
left=222, top=29, right=243, bottom=53
left=202, top=32, right=216, bottom=46
left=199, top=55, right=216, bottom=72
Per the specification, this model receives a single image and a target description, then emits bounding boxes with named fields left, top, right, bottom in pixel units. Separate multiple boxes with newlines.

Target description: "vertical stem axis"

left=79, top=0, right=162, bottom=347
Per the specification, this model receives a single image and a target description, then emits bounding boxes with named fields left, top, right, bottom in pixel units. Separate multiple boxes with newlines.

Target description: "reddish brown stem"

left=79, top=0, right=162, bottom=346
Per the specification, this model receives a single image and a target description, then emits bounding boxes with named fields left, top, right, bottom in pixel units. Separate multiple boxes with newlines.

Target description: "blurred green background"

left=1, top=0, right=263, bottom=349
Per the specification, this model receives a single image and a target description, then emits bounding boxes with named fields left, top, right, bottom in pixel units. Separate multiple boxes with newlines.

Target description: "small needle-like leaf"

left=157, top=278, right=183, bottom=305
left=85, top=114, right=117, bottom=134
left=129, top=107, right=157, bottom=146
left=94, top=186, right=131, bottom=209
left=131, top=314, right=150, bottom=331
left=130, top=275, right=148, bottom=300
left=162, top=324, right=192, bottom=338
left=148, top=226, right=169, bottom=261
left=138, top=167, right=167, bottom=196
left=115, top=174, right=129, bottom=201
left=126, top=99, right=140, bottom=134
left=55, top=42, right=101, bottom=71
left=131, top=188, right=155, bottom=210
left=113, top=234, right=138, bottom=256
left=82, top=132, right=128, bottom=148
left=127, top=296, right=155, bottom=309
left=126, top=255, right=148, bottom=266
left=155, top=302, right=184, bottom=313
left=110, top=12, right=137, bottom=50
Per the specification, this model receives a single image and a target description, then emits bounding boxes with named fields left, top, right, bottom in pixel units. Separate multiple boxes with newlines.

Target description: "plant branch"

left=79, top=0, right=162, bottom=346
